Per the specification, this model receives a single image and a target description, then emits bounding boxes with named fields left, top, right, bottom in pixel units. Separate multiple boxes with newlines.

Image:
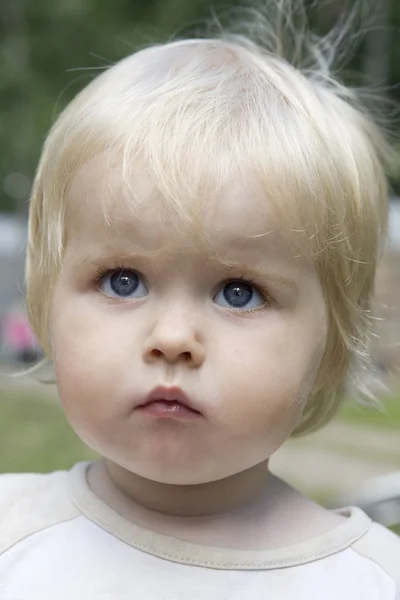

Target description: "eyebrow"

left=77, top=248, right=165, bottom=265
left=210, top=259, right=299, bottom=292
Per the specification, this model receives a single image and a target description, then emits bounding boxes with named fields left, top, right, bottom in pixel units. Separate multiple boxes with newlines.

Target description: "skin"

left=49, top=154, right=342, bottom=545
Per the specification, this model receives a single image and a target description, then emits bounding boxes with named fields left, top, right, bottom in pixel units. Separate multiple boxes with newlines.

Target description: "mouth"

left=137, top=386, right=203, bottom=419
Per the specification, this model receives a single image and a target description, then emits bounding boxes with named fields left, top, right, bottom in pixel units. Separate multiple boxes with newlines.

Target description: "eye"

left=98, top=269, right=148, bottom=299
left=214, top=280, right=265, bottom=310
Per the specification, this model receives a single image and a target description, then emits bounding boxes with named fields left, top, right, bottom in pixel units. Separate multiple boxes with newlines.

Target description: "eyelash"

left=92, top=263, right=138, bottom=285
left=92, top=264, right=272, bottom=312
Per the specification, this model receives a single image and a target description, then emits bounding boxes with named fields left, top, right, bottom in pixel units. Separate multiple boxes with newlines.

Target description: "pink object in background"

left=1, top=312, right=38, bottom=352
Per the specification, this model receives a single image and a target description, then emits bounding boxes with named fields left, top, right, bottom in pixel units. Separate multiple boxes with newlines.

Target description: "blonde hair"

left=26, top=0, right=392, bottom=435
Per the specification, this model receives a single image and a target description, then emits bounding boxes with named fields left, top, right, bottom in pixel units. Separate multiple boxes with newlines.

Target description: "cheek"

left=51, top=287, right=131, bottom=371
left=50, top=292, right=132, bottom=423
left=50, top=328, right=126, bottom=454
left=216, top=316, right=326, bottom=434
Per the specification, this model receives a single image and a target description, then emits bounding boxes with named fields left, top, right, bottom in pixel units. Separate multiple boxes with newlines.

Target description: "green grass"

left=338, top=393, right=400, bottom=430
left=0, top=388, right=97, bottom=473
left=391, top=524, right=400, bottom=536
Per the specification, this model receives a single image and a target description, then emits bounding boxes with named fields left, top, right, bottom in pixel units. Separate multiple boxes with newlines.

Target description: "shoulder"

left=350, top=520, right=400, bottom=590
left=0, top=467, right=80, bottom=555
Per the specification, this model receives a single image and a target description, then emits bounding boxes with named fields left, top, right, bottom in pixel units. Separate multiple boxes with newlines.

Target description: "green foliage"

left=0, top=0, right=399, bottom=212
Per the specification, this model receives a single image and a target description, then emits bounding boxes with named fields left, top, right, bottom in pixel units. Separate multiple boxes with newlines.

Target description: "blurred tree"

left=0, top=0, right=398, bottom=213
left=363, top=0, right=391, bottom=87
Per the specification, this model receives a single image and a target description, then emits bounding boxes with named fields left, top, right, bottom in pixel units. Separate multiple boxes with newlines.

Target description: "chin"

left=121, top=458, right=226, bottom=486
left=142, top=466, right=217, bottom=486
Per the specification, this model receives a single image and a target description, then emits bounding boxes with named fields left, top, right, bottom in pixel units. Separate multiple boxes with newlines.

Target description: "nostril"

left=149, top=348, right=193, bottom=361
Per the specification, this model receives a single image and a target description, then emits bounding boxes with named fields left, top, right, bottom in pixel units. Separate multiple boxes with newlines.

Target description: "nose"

left=142, top=307, right=206, bottom=368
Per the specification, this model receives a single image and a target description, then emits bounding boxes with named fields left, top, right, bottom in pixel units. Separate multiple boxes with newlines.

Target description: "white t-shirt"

left=0, top=461, right=399, bottom=599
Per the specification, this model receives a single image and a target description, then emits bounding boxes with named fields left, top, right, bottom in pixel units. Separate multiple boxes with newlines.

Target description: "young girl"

left=1, top=1, right=399, bottom=597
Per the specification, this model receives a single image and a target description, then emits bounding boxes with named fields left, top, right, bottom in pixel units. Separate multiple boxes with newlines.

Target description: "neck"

left=99, top=458, right=270, bottom=517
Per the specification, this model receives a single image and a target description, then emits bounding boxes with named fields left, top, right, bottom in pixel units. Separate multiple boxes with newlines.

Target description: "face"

left=50, top=154, right=327, bottom=485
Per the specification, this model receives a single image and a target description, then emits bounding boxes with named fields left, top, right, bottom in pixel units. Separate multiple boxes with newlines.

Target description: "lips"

left=139, top=386, right=202, bottom=415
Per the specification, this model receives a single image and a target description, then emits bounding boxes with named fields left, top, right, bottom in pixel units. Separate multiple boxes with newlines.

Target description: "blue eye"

left=99, top=269, right=147, bottom=299
left=214, top=280, right=265, bottom=310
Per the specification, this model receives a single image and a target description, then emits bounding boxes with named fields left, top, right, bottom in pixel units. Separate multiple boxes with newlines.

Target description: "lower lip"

left=138, top=401, right=201, bottom=419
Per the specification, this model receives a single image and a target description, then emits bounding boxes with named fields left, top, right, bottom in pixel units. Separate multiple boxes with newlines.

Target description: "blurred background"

left=0, top=0, right=399, bottom=532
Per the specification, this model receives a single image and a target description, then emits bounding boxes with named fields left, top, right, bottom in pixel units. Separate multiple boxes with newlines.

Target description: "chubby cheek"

left=215, top=317, right=325, bottom=453
left=50, top=293, right=132, bottom=439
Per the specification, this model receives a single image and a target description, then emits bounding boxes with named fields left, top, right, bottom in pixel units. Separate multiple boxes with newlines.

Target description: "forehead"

left=65, top=153, right=305, bottom=261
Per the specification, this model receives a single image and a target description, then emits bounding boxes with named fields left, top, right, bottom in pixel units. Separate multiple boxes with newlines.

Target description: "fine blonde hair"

left=26, top=0, right=392, bottom=435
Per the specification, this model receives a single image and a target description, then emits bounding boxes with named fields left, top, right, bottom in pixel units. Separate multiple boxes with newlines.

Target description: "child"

left=1, top=1, right=399, bottom=597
